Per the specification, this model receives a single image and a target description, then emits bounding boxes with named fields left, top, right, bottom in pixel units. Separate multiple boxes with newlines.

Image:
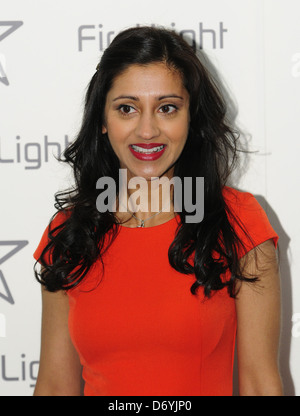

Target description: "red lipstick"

left=129, top=143, right=166, bottom=161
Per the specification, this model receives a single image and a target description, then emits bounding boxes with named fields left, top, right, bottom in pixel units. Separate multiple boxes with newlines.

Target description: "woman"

left=33, top=26, right=282, bottom=396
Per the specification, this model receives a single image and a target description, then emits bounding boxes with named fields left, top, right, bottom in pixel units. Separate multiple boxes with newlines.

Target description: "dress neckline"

left=118, top=214, right=180, bottom=231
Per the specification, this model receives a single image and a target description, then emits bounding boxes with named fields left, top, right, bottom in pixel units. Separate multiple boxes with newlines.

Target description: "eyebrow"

left=112, top=94, right=184, bottom=102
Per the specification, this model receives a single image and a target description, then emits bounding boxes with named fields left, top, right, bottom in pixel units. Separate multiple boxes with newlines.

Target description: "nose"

left=134, top=112, right=160, bottom=140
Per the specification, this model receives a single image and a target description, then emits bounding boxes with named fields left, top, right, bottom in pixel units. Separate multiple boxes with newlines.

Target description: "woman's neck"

left=116, top=175, right=176, bottom=227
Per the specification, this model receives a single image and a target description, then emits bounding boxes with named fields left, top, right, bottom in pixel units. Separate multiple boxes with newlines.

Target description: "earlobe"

left=102, top=126, right=107, bottom=134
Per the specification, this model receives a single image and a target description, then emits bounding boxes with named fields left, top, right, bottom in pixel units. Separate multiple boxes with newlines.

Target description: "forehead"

left=107, top=63, right=187, bottom=98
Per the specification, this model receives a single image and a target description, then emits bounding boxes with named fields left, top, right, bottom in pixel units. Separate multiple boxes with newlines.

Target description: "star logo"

left=0, top=21, right=23, bottom=86
left=0, top=240, right=28, bottom=304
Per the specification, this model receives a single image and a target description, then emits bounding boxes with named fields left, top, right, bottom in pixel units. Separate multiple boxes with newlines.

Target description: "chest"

left=67, top=228, right=236, bottom=360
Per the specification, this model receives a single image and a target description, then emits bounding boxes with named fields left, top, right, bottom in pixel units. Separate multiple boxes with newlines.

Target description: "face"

left=102, top=63, right=190, bottom=181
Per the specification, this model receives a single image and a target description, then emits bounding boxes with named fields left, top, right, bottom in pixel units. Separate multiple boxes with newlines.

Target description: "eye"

left=118, top=104, right=136, bottom=115
left=159, top=104, right=177, bottom=114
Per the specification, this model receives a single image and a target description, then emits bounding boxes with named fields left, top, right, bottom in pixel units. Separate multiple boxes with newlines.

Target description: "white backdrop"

left=0, top=0, right=299, bottom=396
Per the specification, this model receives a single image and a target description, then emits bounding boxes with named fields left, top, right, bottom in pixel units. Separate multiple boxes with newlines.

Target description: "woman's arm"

left=235, top=239, right=283, bottom=396
left=34, top=286, right=83, bottom=396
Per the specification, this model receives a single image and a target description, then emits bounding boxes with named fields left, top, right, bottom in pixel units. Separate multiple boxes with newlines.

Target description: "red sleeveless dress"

left=34, top=187, right=278, bottom=396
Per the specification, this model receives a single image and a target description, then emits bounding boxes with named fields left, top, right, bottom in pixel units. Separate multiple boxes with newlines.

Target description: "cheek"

left=168, top=122, right=189, bottom=148
left=105, top=124, right=134, bottom=165
left=106, top=116, right=133, bottom=140
left=106, top=124, right=126, bottom=148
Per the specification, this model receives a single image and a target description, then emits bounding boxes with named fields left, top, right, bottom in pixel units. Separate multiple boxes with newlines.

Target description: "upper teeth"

left=131, top=145, right=164, bottom=154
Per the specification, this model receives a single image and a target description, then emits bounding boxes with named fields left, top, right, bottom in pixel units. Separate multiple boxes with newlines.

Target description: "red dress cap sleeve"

left=223, top=187, right=279, bottom=258
left=33, top=210, right=70, bottom=265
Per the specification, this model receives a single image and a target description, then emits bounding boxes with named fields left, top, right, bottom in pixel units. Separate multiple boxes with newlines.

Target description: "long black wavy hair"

left=35, top=26, right=256, bottom=297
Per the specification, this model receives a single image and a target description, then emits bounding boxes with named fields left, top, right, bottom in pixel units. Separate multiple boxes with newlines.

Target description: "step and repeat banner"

left=0, top=0, right=299, bottom=396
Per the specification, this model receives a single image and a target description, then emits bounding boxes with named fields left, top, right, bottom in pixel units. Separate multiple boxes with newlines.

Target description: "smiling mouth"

left=130, top=144, right=165, bottom=154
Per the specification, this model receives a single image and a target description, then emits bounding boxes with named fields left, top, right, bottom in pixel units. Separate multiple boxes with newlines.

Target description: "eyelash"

left=117, top=104, right=178, bottom=116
